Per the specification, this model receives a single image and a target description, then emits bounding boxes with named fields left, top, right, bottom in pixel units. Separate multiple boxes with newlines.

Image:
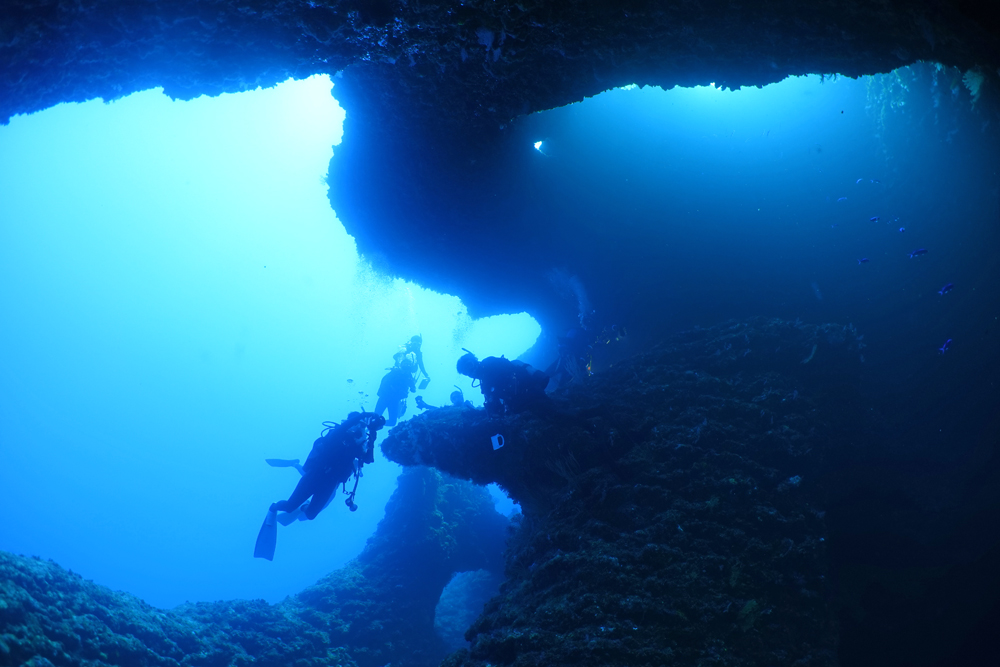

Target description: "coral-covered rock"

left=2, top=1, right=997, bottom=135
left=384, top=318, right=866, bottom=665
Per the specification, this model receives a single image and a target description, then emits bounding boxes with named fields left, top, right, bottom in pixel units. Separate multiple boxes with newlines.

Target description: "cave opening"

left=0, top=74, right=540, bottom=609
left=434, top=569, right=505, bottom=652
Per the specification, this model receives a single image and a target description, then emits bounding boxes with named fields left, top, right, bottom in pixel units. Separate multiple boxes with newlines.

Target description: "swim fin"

left=265, top=458, right=300, bottom=467
left=265, top=458, right=304, bottom=475
left=277, top=507, right=304, bottom=526
left=253, top=507, right=278, bottom=561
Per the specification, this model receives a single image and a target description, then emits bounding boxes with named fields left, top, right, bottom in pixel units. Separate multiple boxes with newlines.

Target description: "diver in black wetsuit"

left=456, top=352, right=549, bottom=418
left=254, top=412, right=386, bottom=561
left=546, top=327, right=593, bottom=389
left=415, top=386, right=475, bottom=411
left=374, top=355, right=417, bottom=426
left=403, top=335, right=430, bottom=385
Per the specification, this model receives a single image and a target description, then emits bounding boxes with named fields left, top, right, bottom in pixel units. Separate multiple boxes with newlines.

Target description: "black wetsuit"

left=375, top=366, right=416, bottom=425
left=476, top=356, right=549, bottom=417
left=415, top=394, right=474, bottom=410
left=405, top=339, right=429, bottom=379
left=546, top=328, right=591, bottom=388
left=273, top=422, right=374, bottom=520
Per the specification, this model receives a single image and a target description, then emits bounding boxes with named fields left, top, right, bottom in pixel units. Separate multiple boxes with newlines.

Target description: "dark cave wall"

left=6, top=0, right=996, bottom=131
left=0, top=1, right=343, bottom=115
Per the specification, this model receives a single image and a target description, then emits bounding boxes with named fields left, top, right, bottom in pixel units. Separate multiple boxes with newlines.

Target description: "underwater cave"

left=2, top=2, right=1000, bottom=667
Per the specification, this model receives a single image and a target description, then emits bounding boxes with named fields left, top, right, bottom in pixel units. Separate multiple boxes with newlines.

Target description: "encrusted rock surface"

left=384, top=317, right=867, bottom=665
left=2, top=1, right=998, bottom=133
left=0, top=467, right=508, bottom=667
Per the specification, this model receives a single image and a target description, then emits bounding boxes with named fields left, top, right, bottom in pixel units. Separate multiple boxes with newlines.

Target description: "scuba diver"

left=403, top=335, right=430, bottom=388
left=374, top=353, right=417, bottom=426
left=545, top=327, right=593, bottom=389
left=456, top=351, right=550, bottom=418
left=414, top=386, right=475, bottom=411
left=254, top=412, right=386, bottom=561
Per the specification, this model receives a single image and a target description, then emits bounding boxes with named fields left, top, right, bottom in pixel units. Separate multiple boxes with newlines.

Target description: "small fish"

left=938, top=338, right=952, bottom=354
left=909, top=248, right=928, bottom=258
left=811, top=281, right=823, bottom=300
left=870, top=216, right=880, bottom=222
left=871, top=179, right=881, bottom=184
left=856, top=178, right=863, bottom=184
left=858, top=258, right=869, bottom=264
left=837, top=197, right=847, bottom=202
left=938, top=283, right=954, bottom=295
left=899, top=227, right=905, bottom=233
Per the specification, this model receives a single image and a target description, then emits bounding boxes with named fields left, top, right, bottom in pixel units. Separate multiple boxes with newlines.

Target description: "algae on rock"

left=384, top=317, right=866, bottom=666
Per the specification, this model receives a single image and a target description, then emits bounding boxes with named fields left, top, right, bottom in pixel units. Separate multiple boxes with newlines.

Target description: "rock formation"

left=384, top=317, right=866, bottom=665
left=4, top=1, right=998, bottom=128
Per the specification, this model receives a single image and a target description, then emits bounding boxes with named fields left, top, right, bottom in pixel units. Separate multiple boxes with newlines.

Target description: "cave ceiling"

left=3, top=1, right=998, bottom=347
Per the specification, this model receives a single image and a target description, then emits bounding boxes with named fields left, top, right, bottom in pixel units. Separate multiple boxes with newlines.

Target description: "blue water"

left=507, top=70, right=997, bottom=451
left=1, top=66, right=997, bottom=622
left=517, top=72, right=996, bottom=340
